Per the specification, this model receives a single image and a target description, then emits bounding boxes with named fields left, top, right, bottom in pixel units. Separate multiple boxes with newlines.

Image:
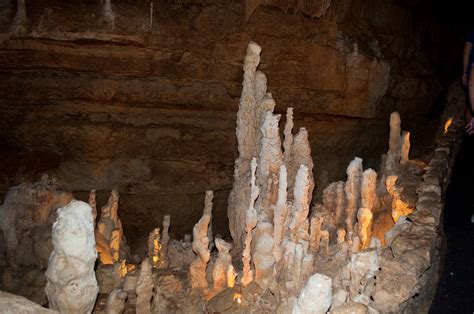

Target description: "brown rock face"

left=0, top=1, right=459, bottom=243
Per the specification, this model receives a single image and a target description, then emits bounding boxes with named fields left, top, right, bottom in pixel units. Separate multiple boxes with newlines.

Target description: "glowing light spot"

left=443, top=117, right=453, bottom=134
left=119, top=260, right=128, bottom=278
left=233, top=293, right=242, bottom=304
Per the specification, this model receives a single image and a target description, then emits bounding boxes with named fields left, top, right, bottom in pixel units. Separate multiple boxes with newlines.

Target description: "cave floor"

left=430, top=134, right=474, bottom=313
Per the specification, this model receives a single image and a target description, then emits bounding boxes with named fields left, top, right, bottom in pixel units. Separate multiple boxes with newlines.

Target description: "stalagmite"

left=288, top=127, right=314, bottom=203
left=211, top=238, right=233, bottom=296
left=160, top=215, right=171, bottom=268
left=386, top=176, right=413, bottom=223
left=289, top=165, right=311, bottom=244
left=273, top=165, right=289, bottom=262
left=320, top=230, right=329, bottom=255
left=136, top=259, right=153, bottom=314
left=96, top=190, right=130, bottom=265
left=283, top=107, right=294, bottom=164
left=227, top=42, right=263, bottom=255
left=400, top=131, right=410, bottom=165
left=106, top=289, right=127, bottom=314
left=292, top=273, right=332, bottom=314
left=334, top=181, right=346, bottom=226
left=385, top=112, right=402, bottom=175
left=253, top=221, right=275, bottom=290
left=189, top=191, right=213, bottom=292
left=256, top=110, right=283, bottom=219
left=356, top=208, right=373, bottom=249
left=241, top=158, right=259, bottom=287
left=337, top=228, right=346, bottom=244
left=344, top=158, right=363, bottom=232
left=361, top=169, right=377, bottom=210
left=309, top=214, right=324, bottom=253
left=322, top=182, right=337, bottom=218
left=88, top=189, right=97, bottom=224
left=147, top=228, right=161, bottom=268
left=45, top=200, right=99, bottom=314
left=227, top=265, right=237, bottom=288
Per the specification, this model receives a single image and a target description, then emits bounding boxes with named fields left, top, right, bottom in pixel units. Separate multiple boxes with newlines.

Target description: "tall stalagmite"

left=45, top=200, right=98, bottom=314
left=344, top=158, right=363, bottom=232
left=228, top=42, right=268, bottom=255
left=241, top=158, right=259, bottom=287
left=189, top=191, right=213, bottom=292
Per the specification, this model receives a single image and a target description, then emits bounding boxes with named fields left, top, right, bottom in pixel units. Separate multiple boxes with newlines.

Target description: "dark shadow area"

left=431, top=134, right=474, bottom=313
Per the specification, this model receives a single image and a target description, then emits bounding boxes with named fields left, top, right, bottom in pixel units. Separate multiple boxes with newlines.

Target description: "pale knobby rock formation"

left=160, top=215, right=171, bottom=268
left=386, top=176, right=413, bottom=223
left=292, top=273, right=332, bottom=314
left=349, top=249, right=379, bottom=300
left=256, top=110, right=282, bottom=220
left=283, top=107, right=294, bottom=165
left=45, top=200, right=99, bottom=314
left=0, top=176, right=73, bottom=268
left=333, top=181, right=346, bottom=226
left=96, top=190, right=130, bottom=265
left=0, top=291, right=55, bottom=313
left=344, top=158, right=363, bottom=232
left=309, top=214, right=324, bottom=253
left=287, top=127, right=314, bottom=203
left=289, top=165, right=311, bottom=244
left=241, top=158, right=259, bottom=287
left=135, top=259, right=153, bottom=314
left=147, top=227, right=161, bottom=268
left=253, top=221, right=275, bottom=290
left=273, top=165, right=289, bottom=263
left=105, top=288, right=127, bottom=314
left=400, top=131, right=410, bottom=165
left=189, top=191, right=213, bottom=292
left=385, top=112, right=402, bottom=175
left=211, top=238, right=233, bottom=296
left=227, top=42, right=265, bottom=255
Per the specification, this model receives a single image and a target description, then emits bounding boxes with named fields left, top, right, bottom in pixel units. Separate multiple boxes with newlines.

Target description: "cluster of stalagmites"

left=0, top=41, right=457, bottom=313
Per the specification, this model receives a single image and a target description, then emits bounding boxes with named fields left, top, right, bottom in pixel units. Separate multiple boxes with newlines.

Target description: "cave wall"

left=0, top=0, right=460, bottom=242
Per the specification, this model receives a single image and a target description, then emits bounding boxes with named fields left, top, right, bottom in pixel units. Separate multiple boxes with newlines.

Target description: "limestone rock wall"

left=0, top=0, right=459, bottom=241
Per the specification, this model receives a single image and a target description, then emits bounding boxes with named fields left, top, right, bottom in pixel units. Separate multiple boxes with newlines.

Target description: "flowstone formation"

left=45, top=200, right=99, bottom=313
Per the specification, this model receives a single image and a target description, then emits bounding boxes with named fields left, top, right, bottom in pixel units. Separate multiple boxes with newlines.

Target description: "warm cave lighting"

left=152, top=239, right=161, bottom=267
left=443, top=117, right=453, bottom=134
left=119, top=260, right=128, bottom=278
left=233, top=293, right=242, bottom=304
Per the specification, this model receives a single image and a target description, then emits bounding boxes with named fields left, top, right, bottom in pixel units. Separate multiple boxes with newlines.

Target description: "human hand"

left=462, top=74, right=468, bottom=86
left=466, top=117, right=474, bottom=135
